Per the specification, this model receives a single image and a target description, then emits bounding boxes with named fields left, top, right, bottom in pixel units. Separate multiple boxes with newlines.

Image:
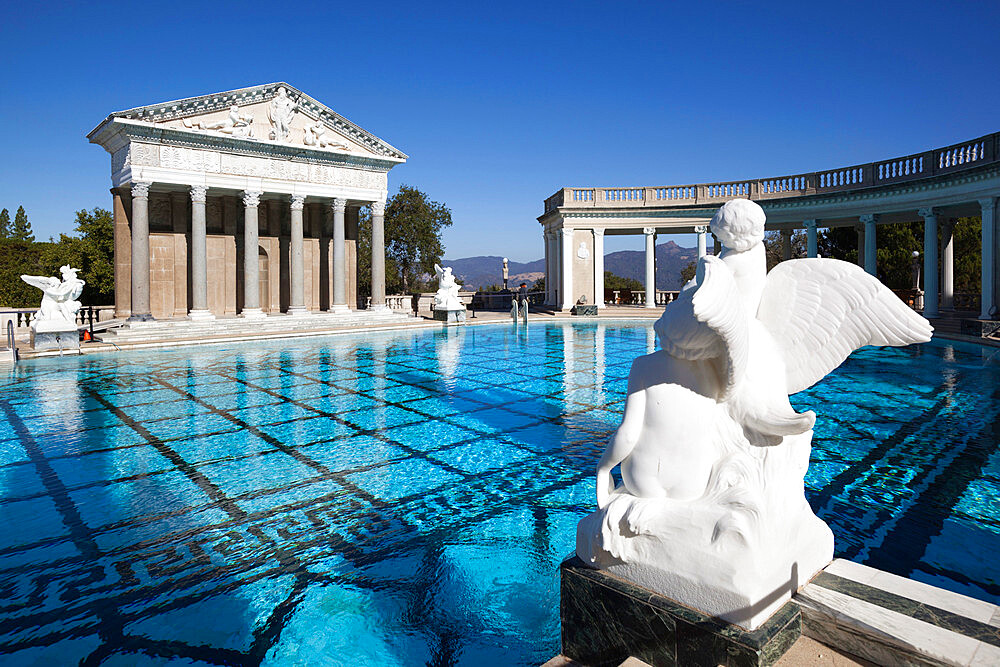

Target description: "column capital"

left=331, top=197, right=347, bottom=213
left=242, top=191, right=262, bottom=208
left=693, top=225, right=708, bottom=234
left=592, top=228, right=604, bottom=238
left=859, top=214, right=879, bottom=225
left=370, top=200, right=385, bottom=216
left=643, top=227, right=656, bottom=236
left=189, top=186, right=207, bottom=203
left=804, top=219, right=817, bottom=229
left=290, top=195, right=306, bottom=211
left=780, top=229, right=792, bottom=237
left=131, top=181, right=151, bottom=200
left=561, top=227, right=575, bottom=238
left=978, top=196, right=997, bottom=210
left=917, top=207, right=938, bottom=219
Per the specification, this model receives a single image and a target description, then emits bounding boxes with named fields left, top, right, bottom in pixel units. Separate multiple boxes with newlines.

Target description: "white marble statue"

left=21, top=265, right=86, bottom=332
left=434, top=264, right=465, bottom=311
left=183, top=105, right=254, bottom=137
left=268, top=87, right=296, bottom=142
left=303, top=119, right=349, bottom=150
left=576, top=199, right=932, bottom=630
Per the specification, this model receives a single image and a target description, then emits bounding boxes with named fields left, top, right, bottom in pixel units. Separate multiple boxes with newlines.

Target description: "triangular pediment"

left=91, top=83, right=406, bottom=161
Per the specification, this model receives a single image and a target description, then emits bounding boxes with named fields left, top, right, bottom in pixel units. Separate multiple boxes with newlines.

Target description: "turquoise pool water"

left=0, top=322, right=997, bottom=666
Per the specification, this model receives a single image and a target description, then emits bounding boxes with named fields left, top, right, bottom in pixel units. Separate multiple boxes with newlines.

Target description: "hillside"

left=443, top=241, right=703, bottom=290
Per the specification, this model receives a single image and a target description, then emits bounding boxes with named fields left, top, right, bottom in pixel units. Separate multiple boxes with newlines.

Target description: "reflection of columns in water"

left=562, top=324, right=576, bottom=399
left=437, top=326, right=464, bottom=382
left=647, top=323, right=656, bottom=354
left=371, top=335, right=389, bottom=430
left=594, top=323, right=606, bottom=405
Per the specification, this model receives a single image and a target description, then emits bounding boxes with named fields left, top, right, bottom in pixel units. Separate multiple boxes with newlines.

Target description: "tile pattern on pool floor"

left=0, top=322, right=997, bottom=666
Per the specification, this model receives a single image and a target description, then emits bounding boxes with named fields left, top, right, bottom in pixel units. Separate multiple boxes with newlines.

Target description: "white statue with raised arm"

left=433, top=264, right=464, bottom=311
left=21, top=265, right=86, bottom=332
left=576, top=199, right=932, bottom=630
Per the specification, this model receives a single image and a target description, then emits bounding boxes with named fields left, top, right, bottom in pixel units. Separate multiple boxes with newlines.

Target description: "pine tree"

left=0, top=208, right=10, bottom=239
left=12, top=206, right=33, bottom=242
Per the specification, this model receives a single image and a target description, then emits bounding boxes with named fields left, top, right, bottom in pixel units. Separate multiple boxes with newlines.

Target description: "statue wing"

left=654, top=255, right=748, bottom=400
left=757, top=258, right=933, bottom=395
left=20, top=275, right=59, bottom=291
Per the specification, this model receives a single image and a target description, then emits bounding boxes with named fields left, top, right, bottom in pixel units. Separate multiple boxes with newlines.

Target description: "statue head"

left=709, top=199, right=765, bottom=252
left=60, top=265, right=79, bottom=281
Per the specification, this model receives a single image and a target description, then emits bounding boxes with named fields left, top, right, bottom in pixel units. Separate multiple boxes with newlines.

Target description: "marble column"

left=713, top=234, right=721, bottom=257
left=241, top=191, right=265, bottom=318
left=781, top=230, right=792, bottom=261
left=543, top=232, right=553, bottom=305
left=188, top=186, right=213, bottom=320
left=370, top=200, right=387, bottom=310
left=695, top=225, right=708, bottom=258
left=331, top=198, right=349, bottom=313
left=860, top=214, right=878, bottom=276
left=555, top=231, right=564, bottom=308
left=128, top=181, right=153, bottom=322
left=561, top=228, right=575, bottom=310
left=288, top=195, right=308, bottom=315
left=805, top=220, right=818, bottom=258
left=941, top=218, right=955, bottom=311
left=919, top=208, right=939, bottom=318
left=112, top=188, right=131, bottom=318
left=980, top=197, right=997, bottom=320
left=855, top=223, right=866, bottom=269
left=593, top=229, right=605, bottom=308
left=644, top=227, right=656, bottom=309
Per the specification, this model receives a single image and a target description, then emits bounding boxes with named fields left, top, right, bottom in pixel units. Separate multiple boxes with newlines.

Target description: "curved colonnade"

left=538, top=131, right=1000, bottom=320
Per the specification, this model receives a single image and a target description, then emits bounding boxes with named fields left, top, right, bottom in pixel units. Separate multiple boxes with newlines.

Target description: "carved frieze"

left=112, top=146, right=130, bottom=174
left=161, top=146, right=221, bottom=173
left=131, top=143, right=160, bottom=167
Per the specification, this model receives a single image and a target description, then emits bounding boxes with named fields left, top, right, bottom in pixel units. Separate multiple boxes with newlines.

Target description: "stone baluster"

left=919, top=208, right=939, bottom=318
left=188, top=186, right=213, bottom=320
left=129, top=181, right=153, bottom=322
left=288, top=195, right=308, bottom=315
left=241, top=191, right=265, bottom=318
left=644, top=227, right=656, bottom=309
left=593, top=229, right=605, bottom=308
left=331, top=198, right=349, bottom=313
left=370, top=200, right=387, bottom=310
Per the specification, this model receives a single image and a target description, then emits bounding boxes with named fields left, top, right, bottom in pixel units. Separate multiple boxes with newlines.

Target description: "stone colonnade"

left=117, top=180, right=386, bottom=321
left=542, top=197, right=999, bottom=319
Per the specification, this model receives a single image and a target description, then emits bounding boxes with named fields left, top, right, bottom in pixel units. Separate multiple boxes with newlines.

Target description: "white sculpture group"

left=21, top=266, right=86, bottom=334
left=434, top=264, right=465, bottom=312
left=576, top=199, right=932, bottom=629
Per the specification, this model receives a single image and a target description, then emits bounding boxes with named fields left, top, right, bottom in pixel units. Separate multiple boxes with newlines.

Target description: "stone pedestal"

left=31, top=325, right=80, bottom=352
left=560, top=557, right=801, bottom=667
left=961, top=318, right=1000, bottom=337
left=572, top=304, right=598, bottom=316
left=433, top=308, right=466, bottom=325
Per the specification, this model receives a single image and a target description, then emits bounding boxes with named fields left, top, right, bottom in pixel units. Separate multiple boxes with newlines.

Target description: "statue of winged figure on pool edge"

left=575, top=199, right=932, bottom=630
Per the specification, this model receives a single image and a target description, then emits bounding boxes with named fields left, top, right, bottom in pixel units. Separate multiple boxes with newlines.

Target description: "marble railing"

left=543, top=132, right=999, bottom=213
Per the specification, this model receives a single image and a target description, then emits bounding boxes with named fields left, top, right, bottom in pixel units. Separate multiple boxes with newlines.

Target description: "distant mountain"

left=443, top=242, right=703, bottom=291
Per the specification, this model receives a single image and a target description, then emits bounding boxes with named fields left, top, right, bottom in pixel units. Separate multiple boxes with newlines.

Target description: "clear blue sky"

left=1, top=1, right=998, bottom=261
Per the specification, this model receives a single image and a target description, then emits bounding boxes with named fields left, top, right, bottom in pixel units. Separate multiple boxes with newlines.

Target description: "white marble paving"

left=990, top=607, right=1000, bottom=630
left=970, top=641, right=1000, bottom=667
left=797, top=583, right=980, bottom=666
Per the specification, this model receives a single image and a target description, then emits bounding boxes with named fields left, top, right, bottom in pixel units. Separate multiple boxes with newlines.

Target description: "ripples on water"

left=0, top=323, right=996, bottom=665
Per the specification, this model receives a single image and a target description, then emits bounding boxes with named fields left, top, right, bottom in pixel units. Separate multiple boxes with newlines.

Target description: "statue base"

left=560, top=556, right=801, bottom=666
left=31, top=326, right=80, bottom=352
left=433, top=308, right=466, bottom=325
left=572, top=304, right=598, bottom=316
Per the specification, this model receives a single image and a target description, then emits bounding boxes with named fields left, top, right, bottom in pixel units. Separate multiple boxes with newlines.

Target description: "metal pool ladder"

left=3, top=320, right=18, bottom=365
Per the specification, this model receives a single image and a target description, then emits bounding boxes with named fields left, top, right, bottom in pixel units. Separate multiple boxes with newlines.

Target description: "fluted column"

left=860, top=214, right=878, bottom=276
left=288, top=195, right=308, bottom=315
left=644, top=227, right=656, bottom=309
left=781, top=230, right=792, bottom=261
left=941, top=218, right=955, bottom=311
left=919, top=208, right=939, bottom=318
left=331, top=198, right=349, bottom=313
left=128, top=181, right=153, bottom=322
left=370, top=199, right=387, bottom=310
left=241, top=190, right=265, bottom=318
left=980, top=197, right=997, bottom=320
left=805, top=220, right=818, bottom=258
left=543, top=232, right=553, bottom=305
left=854, top=223, right=866, bottom=268
left=695, top=225, right=708, bottom=258
left=188, top=186, right=213, bottom=320
left=560, top=228, right=574, bottom=310
left=593, top=228, right=605, bottom=308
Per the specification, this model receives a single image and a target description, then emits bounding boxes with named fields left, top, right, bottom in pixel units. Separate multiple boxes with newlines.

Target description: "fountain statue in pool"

left=576, top=199, right=933, bottom=630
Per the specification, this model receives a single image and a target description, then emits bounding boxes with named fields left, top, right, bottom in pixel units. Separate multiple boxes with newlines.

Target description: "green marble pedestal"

left=560, top=557, right=801, bottom=667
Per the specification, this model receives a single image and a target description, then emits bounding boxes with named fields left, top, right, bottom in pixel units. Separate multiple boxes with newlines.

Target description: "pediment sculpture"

left=182, top=105, right=254, bottom=138
left=21, top=265, right=86, bottom=333
left=576, top=199, right=933, bottom=629
left=434, top=264, right=465, bottom=312
left=303, top=119, right=349, bottom=151
left=268, top=86, right=296, bottom=142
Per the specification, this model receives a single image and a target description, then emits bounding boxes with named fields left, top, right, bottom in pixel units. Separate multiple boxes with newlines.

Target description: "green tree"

left=680, top=261, right=696, bottom=284
left=357, top=185, right=453, bottom=296
left=532, top=276, right=545, bottom=292
left=604, top=271, right=643, bottom=291
left=0, top=208, right=10, bottom=239
left=12, top=205, right=33, bottom=242
left=763, top=230, right=807, bottom=271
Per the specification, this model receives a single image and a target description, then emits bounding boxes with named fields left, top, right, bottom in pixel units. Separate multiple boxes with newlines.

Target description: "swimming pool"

left=0, top=321, right=996, bottom=665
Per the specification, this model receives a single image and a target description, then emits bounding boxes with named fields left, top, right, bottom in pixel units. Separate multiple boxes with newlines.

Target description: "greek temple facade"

left=539, top=132, right=1000, bottom=322
left=88, top=83, right=406, bottom=321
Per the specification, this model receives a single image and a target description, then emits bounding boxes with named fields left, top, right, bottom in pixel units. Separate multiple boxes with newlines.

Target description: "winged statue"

left=21, top=265, right=86, bottom=330
left=433, top=264, right=464, bottom=312
left=576, top=199, right=932, bottom=630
